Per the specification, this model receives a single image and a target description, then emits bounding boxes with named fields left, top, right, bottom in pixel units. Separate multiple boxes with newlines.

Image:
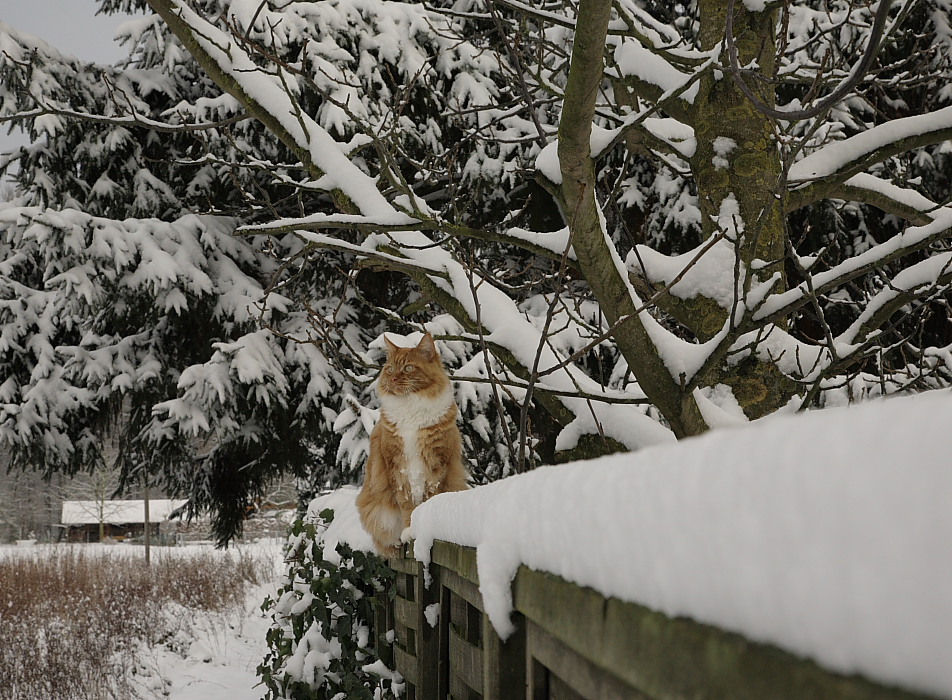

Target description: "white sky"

left=0, top=0, right=135, bottom=175
left=1, top=0, right=133, bottom=63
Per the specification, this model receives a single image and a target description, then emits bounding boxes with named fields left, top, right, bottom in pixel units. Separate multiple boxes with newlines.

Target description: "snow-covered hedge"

left=258, top=488, right=402, bottom=699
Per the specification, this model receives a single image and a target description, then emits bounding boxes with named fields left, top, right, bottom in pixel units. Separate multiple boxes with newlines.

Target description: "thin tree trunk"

left=144, top=484, right=151, bottom=567
left=557, top=0, right=708, bottom=438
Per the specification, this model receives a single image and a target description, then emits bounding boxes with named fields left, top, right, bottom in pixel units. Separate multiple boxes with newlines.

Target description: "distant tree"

left=57, top=459, right=125, bottom=542
left=0, top=453, right=62, bottom=542
left=1, top=0, right=950, bottom=543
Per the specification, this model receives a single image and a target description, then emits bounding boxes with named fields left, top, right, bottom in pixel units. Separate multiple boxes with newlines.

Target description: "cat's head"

left=378, top=333, right=449, bottom=397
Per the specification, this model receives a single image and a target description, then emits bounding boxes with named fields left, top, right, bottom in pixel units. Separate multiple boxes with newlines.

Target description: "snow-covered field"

left=138, top=587, right=274, bottom=699
left=0, top=540, right=283, bottom=700
left=134, top=548, right=279, bottom=700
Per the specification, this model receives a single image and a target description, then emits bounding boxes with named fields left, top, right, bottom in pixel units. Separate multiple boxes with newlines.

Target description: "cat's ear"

left=416, top=332, right=438, bottom=361
left=383, top=334, right=400, bottom=355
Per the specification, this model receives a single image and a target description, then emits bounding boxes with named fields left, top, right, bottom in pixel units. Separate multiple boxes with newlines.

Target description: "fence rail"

left=380, top=540, right=940, bottom=700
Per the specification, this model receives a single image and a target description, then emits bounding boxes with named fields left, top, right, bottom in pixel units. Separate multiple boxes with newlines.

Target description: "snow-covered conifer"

left=1, top=0, right=951, bottom=541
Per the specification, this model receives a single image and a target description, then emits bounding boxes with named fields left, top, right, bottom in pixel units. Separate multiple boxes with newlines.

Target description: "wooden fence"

left=375, top=540, right=940, bottom=700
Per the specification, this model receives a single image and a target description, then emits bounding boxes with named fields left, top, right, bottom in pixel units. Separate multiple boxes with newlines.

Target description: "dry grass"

left=0, top=545, right=274, bottom=700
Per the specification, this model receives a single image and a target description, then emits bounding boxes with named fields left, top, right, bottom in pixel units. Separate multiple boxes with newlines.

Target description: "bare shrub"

left=0, top=545, right=274, bottom=700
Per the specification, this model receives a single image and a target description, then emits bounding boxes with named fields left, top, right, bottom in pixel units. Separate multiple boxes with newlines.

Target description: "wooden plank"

left=527, top=620, right=647, bottom=700
left=396, top=596, right=419, bottom=631
left=395, top=620, right=412, bottom=653
left=549, top=672, right=587, bottom=700
left=438, top=581, right=452, bottom=700
left=515, top=566, right=939, bottom=700
left=431, top=540, right=479, bottom=584
left=374, top=590, right=394, bottom=668
left=400, top=541, right=941, bottom=700
left=440, top=565, right=483, bottom=609
left=449, top=625, right=484, bottom=694
left=415, top=558, right=442, bottom=700
left=404, top=627, right=418, bottom=659
left=397, top=570, right=412, bottom=600
left=450, top=590, right=470, bottom=635
left=515, top=567, right=608, bottom=664
left=449, top=672, right=480, bottom=700
left=394, top=644, right=419, bottom=686
left=482, top=610, right=526, bottom=700
left=528, top=658, right=547, bottom=700
left=466, top=598, right=482, bottom=647
left=390, top=552, right=418, bottom=574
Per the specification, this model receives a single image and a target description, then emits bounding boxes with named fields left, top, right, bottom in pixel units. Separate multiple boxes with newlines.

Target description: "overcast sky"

left=1, top=0, right=135, bottom=174
left=1, top=0, right=132, bottom=63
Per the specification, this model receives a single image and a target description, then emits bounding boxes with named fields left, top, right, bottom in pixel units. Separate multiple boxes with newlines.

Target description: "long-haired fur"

left=356, top=333, right=469, bottom=556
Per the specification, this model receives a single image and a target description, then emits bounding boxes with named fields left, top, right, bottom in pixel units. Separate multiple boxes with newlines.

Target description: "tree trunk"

left=558, top=0, right=709, bottom=438
left=690, top=1, right=795, bottom=418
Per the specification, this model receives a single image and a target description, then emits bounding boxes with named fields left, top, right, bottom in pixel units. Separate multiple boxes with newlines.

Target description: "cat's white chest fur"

left=380, top=386, right=455, bottom=505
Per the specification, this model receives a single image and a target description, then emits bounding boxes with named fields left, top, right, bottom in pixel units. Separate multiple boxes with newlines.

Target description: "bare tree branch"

left=557, top=0, right=708, bottom=437
left=726, top=0, right=895, bottom=121
left=0, top=106, right=250, bottom=133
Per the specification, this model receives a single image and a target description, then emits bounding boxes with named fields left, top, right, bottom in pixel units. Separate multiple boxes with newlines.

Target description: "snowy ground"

left=1, top=540, right=283, bottom=700
left=135, top=568, right=278, bottom=700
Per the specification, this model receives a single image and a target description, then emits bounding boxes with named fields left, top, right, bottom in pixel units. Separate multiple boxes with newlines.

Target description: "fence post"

left=373, top=588, right=394, bottom=670
left=482, top=609, right=527, bottom=700
left=415, top=555, right=441, bottom=700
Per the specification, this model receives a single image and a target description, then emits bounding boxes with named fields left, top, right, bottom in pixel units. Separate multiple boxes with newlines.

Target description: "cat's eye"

left=385, top=365, right=393, bottom=374
left=404, top=365, right=415, bottom=373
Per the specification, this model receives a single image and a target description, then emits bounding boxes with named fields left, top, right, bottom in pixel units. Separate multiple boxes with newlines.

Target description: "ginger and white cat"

left=356, top=333, right=469, bottom=557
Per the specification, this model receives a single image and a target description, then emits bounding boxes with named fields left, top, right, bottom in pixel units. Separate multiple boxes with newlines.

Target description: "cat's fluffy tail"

left=356, top=489, right=404, bottom=558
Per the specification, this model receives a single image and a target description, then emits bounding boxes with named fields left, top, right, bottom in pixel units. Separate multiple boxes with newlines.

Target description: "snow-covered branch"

left=787, top=174, right=938, bottom=226
left=0, top=105, right=250, bottom=133
left=788, top=106, right=952, bottom=192
left=556, top=0, right=709, bottom=438
left=756, top=208, right=952, bottom=326
left=608, top=37, right=703, bottom=126
left=146, top=0, right=393, bottom=215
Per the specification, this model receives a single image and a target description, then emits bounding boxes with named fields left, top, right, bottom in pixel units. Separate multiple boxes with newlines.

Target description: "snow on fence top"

left=407, top=389, right=952, bottom=699
left=61, top=499, right=187, bottom=525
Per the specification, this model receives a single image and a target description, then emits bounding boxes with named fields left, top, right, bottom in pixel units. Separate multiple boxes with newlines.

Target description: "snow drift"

left=409, top=389, right=952, bottom=698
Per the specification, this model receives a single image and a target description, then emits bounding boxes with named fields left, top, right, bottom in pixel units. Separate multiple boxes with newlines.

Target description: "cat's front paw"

left=400, top=526, right=414, bottom=544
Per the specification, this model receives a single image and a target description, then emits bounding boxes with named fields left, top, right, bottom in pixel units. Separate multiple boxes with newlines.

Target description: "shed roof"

left=61, top=499, right=187, bottom=525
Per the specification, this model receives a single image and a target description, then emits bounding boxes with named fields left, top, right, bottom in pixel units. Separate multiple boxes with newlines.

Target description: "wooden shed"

left=60, top=499, right=186, bottom=542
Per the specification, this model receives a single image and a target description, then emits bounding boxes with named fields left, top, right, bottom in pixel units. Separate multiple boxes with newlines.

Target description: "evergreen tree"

left=0, top=0, right=528, bottom=541
left=1, top=0, right=951, bottom=542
